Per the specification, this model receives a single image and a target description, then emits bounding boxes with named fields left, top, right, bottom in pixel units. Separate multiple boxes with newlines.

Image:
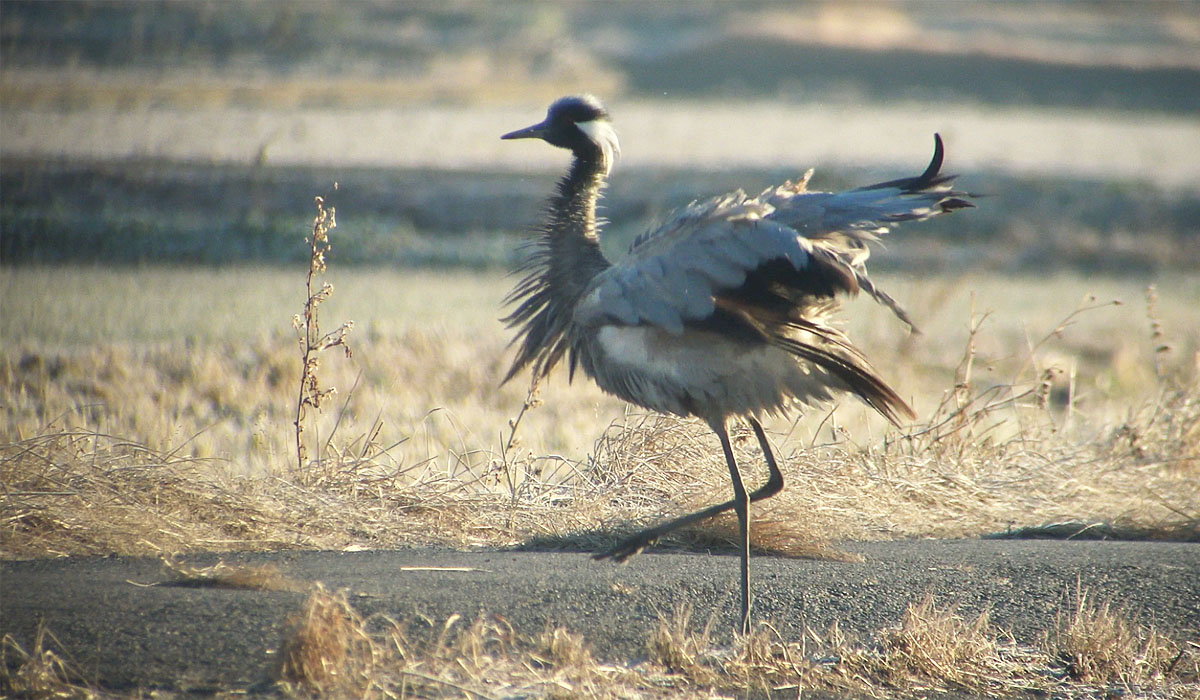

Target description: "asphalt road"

left=2, top=540, right=1197, bottom=694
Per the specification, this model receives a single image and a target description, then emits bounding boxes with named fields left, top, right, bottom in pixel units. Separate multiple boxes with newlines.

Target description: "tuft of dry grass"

left=587, top=415, right=866, bottom=560
left=1051, top=583, right=1191, bottom=689
left=277, top=583, right=378, bottom=696
left=0, top=625, right=94, bottom=699
left=646, top=603, right=720, bottom=687
left=860, top=597, right=1009, bottom=693
left=704, top=598, right=1027, bottom=697
left=534, top=625, right=596, bottom=674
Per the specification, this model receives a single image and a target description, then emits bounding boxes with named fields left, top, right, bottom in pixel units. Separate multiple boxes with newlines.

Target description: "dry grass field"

left=3, top=264, right=1197, bottom=561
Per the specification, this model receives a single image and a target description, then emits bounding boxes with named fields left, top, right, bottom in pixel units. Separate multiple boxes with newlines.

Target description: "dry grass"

left=8, top=383, right=1191, bottom=561
left=2, top=269, right=1198, bottom=560
left=1051, top=583, right=1192, bottom=689
left=0, top=426, right=575, bottom=558
left=646, top=603, right=720, bottom=687
left=0, top=626, right=94, bottom=699
left=652, top=593, right=1198, bottom=699
left=274, top=586, right=639, bottom=699
left=850, top=597, right=1011, bottom=693
left=4, top=584, right=1196, bottom=699
left=228, top=586, right=1200, bottom=698
left=277, top=583, right=378, bottom=696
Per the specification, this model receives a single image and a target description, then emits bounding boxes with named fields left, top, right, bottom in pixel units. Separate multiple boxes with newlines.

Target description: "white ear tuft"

left=576, top=119, right=621, bottom=175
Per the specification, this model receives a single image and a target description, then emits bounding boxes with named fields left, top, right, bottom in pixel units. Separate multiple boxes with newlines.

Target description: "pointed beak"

left=501, top=120, right=549, bottom=141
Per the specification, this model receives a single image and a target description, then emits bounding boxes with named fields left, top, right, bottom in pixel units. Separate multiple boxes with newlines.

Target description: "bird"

left=500, top=95, right=973, bottom=633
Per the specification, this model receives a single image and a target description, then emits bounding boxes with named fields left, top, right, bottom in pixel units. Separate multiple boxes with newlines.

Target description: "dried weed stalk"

left=493, top=373, right=544, bottom=512
left=1146, top=284, right=1172, bottom=382
left=293, top=191, right=354, bottom=478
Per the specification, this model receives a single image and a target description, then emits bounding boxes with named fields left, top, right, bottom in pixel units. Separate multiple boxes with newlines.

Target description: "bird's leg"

left=595, top=419, right=785, bottom=562
left=595, top=419, right=785, bottom=631
left=713, top=420, right=752, bottom=634
left=748, top=417, right=783, bottom=501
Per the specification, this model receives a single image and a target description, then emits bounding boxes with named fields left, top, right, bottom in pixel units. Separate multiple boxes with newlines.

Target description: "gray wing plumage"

left=576, top=135, right=970, bottom=334
left=575, top=194, right=801, bottom=333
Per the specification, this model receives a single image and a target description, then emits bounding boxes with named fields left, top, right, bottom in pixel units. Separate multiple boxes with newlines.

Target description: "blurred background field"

left=4, top=0, right=1199, bottom=268
left=2, top=1, right=1198, bottom=559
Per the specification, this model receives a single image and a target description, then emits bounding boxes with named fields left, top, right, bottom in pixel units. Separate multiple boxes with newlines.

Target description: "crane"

left=500, top=95, right=973, bottom=633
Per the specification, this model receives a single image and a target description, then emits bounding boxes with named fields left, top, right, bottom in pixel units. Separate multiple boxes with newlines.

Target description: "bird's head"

left=502, top=95, right=620, bottom=174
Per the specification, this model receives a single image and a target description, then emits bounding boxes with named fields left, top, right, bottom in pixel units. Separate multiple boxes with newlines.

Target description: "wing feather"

left=578, top=136, right=971, bottom=334
left=575, top=199, right=806, bottom=331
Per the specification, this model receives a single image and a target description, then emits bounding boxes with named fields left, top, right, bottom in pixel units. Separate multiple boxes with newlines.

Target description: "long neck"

left=545, top=149, right=610, bottom=299
left=501, top=147, right=611, bottom=383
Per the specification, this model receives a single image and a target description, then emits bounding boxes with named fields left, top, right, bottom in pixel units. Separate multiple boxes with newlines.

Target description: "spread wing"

left=573, top=135, right=972, bottom=423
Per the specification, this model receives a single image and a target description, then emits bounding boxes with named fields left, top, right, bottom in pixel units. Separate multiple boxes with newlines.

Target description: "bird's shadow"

left=511, top=529, right=633, bottom=554
left=513, top=529, right=865, bottom=562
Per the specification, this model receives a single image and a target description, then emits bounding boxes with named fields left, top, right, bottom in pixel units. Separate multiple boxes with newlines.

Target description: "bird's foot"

left=594, top=532, right=659, bottom=563
left=738, top=613, right=752, bottom=637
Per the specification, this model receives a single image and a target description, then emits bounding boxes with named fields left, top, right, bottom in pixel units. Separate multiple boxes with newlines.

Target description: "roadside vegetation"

left=3, top=265, right=1197, bottom=556
left=5, top=583, right=1196, bottom=698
